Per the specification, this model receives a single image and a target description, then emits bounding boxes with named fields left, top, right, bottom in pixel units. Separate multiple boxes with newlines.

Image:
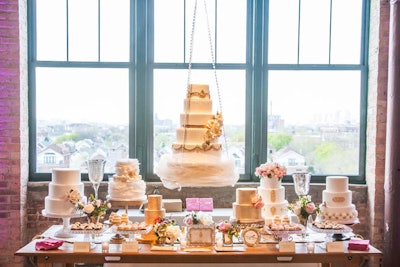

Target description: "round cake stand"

left=42, top=210, right=85, bottom=238
left=309, top=223, right=354, bottom=242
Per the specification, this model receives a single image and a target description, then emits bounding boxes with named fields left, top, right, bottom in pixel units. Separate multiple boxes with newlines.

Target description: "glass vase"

left=223, top=233, right=233, bottom=246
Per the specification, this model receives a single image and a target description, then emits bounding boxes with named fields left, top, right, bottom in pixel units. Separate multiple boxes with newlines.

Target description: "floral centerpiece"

left=183, top=211, right=215, bottom=246
left=255, top=162, right=287, bottom=180
left=153, top=217, right=181, bottom=245
left=216, top=220, right=239, bottom=245
left=288, top=195, right=319, bottom=225
left=183, top=211, right=214, bottom=226
left=67, top=189, right=111, bottom=224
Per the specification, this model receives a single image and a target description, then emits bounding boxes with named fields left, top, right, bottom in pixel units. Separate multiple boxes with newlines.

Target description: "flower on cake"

left=216, top=220, right=239, bottom=238
left=251, top=194, right=264, bottom=209
left=255, top=162, right=287, bottom=180
left=153, top=217, right=181, bottom=244
left=288, top=195, right=319, bottom=225
left=66, top=189, right=82, bottom=205
left=203, top=112, right=223, bottom=145
left=183, top=211, right=214, bottom=226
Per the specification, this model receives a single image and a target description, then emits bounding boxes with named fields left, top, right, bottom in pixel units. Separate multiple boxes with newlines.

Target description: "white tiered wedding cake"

left=156, top=84, right=239, bottom=189
left=107, top=158, right=146, bottom=201
left=258, top=178, right=288, bottom=224
left=317, top=176, right=358, bottom=224
left=44, top=168, right=84, bottom=216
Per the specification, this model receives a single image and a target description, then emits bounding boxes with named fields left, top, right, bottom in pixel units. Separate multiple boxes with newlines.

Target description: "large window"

left=29, top=0, right=369, bottom=183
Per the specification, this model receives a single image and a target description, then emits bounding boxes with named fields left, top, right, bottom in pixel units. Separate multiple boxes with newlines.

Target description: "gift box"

left=162, top=199, right=183, bottom=212
left=348, top=239, right=370, bottom=251
left=199, top=198, right=214, bottom=211
left=186, top=198, right=200, bottom=211
left=186, top=198, right=214, bottom=211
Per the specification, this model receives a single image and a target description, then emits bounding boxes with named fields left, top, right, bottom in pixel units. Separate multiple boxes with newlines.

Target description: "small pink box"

left=199, top=198, right=214, bottom=211
left=186, top=198, right=200, bottom=211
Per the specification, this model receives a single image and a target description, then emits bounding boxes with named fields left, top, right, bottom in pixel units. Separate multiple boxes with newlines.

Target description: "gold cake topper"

left=187, top=85, right=210, bottom=99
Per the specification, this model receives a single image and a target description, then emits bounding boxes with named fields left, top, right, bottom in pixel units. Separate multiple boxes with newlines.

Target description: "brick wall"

left=366, top=0, right=390, bottom=255
left=0, top=0, right=390, bottom=266
left=0, top=0, right=25, bottom=266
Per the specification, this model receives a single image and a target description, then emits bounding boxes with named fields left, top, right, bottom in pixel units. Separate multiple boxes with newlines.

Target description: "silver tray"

left=111, top=224, right=152, bottom=235
left=309, top=223, right=353, bottom=234
left=67, top=225, right=109, bottom=234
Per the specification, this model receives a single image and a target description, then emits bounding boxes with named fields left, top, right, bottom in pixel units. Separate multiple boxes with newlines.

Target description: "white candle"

left=180, top=239, right=187, bottom=248
left=307, top=243, right=314, bottom=253
left=102, top=241, right=109, bottom=253
left=216, top=239, right=223, bottom=248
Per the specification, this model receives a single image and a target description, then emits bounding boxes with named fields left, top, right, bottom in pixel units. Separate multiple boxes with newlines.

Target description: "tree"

left=268, top=133, right=292, bottom=151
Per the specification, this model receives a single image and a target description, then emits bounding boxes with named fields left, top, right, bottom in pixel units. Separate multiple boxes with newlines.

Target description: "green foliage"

left=268, top=133, right=292, bottom=151
left=154, top=133, right=174, bottom=149
left=54, top=133, right=81, bottom=143
left=314, top=142, right=337, bottom=159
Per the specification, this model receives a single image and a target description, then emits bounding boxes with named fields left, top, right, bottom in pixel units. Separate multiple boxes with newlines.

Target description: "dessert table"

left=15, top=225, right=382, bottom=267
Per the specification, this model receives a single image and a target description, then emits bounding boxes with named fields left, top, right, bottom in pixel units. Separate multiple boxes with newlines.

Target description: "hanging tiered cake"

left=156, top=84, right=239, bottom=189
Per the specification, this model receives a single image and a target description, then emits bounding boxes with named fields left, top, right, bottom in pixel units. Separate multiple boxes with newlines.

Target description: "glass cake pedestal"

left=41, top=210, right=85, bottom=238
left=309, top=221, right=356, bottom=242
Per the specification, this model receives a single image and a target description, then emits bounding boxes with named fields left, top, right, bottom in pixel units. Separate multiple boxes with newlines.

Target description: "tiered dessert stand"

left=105, top=197, right=147, bottom=243
left=264, top=224, right=306, bottom=242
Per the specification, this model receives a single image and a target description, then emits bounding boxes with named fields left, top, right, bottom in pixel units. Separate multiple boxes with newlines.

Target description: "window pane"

left=216, top=0, right=247, bottom=63
left=268, top=0, right=299, bottom=64
left=154, top=0, right=184, bottom=62
left=100, top=0, right=130, bottom=62
left=36, top=68, right=129, bottom=173
left=330, top=0, right=362, bottom=64
left=299, top=0, right=331, bottom=64
left=153, top=69, right=246, bottom=173
left=185, top=0, right=216, bottom=63
left=36, top=0, right=67, bottom=60
left=268, top=70, right=360, bottom=175
left=68, top=0, right=99, bottom=61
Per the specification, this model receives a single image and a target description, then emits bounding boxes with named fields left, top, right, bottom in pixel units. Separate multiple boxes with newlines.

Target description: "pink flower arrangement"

left=216, top=220, right=239, bottom=238
left=288, top=195, right=319, bottom=224
left=255, top=162, right=287, bottom=180
left=183, top=211, right=214, bottom=226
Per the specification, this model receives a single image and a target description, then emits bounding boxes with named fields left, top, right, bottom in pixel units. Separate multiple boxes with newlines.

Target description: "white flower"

left=83, top=204, right=95, bottom=214
left=198, top=212, right=213, bottom=226
left=67, top=189, right=81, bottom=204
left=166, top=225, right=181, bottom=240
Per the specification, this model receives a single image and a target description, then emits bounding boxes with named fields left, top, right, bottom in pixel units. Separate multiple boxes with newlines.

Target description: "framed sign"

left=187, top=225, right=215, bottom=246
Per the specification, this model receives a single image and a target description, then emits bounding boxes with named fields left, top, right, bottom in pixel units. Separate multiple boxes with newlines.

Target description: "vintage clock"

left=241, top=227, right=261, bottom=247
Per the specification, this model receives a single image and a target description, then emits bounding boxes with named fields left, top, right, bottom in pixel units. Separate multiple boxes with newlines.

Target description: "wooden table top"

left=15, top=225, right=382, bottom=266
